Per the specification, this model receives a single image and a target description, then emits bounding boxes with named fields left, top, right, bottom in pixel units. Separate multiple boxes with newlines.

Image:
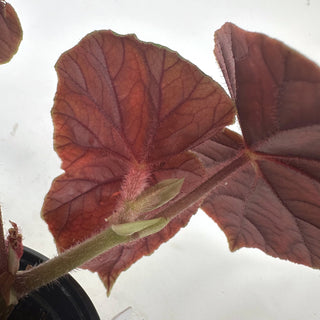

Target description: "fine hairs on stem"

left=13, top=152, right=248, bottom=298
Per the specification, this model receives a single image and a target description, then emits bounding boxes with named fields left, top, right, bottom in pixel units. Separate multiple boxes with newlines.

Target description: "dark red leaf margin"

left=198, top=23, right=320, bottom=268
left=41, top=30, right=235, bottom=292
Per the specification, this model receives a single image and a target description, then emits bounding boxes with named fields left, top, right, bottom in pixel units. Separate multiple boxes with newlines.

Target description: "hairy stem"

left=14, top=228, right=129, bottom=298
left=13, top=152, right=248, bottom=298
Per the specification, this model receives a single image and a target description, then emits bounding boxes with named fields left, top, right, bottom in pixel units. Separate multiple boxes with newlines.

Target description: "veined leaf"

left=42, top=30, right=235, bottom=293
left=199, top=23, right=320, bottom=267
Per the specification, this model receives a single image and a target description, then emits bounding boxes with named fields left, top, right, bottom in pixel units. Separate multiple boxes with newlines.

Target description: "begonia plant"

left=1, top=1, right=320, bottom=318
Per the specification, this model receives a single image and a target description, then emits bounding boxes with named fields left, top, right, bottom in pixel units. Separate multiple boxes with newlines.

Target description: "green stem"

left=13, top=152, right=248, bottom=298
left=14, top=228, right=129, bottom=298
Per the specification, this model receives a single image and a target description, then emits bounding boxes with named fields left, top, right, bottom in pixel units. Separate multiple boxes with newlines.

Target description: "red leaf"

left=200, top=23, right=320, bottom=267
left=0, top=2, right=22, bottom=64
left=42, top=30, right=235, bottom=291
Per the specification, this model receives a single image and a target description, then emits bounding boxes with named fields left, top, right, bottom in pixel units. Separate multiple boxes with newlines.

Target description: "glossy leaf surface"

left=200, top=23, right=320, bottom=267
left=0, top=2, right=22, bottom=64
left=42, top=30, right=235, bottom=292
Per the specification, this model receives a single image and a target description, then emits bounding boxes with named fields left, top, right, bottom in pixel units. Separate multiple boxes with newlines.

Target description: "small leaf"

left=137, top=217, right=168, bottom=238
left=7, top=221, right=23, bottom=275
left=109, top=177, right=184, bottom=224
left=0, top=2, right=22, bottom=64
left=0, top=215, right=21, bottom=313
left=120, top=178, right=184, bottom=220
left=111, top=217, right=167, bottom=237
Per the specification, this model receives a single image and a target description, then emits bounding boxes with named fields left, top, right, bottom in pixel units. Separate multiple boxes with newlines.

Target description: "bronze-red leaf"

left=0, top=2, right=22, bottom=64
left=42, top=30, right=235, bottom=292
left=200, top=23, right=320, bottom=268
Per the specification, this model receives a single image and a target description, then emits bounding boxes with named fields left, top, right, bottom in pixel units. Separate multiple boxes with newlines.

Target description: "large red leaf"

left=42, top=30, right=235, bottom=292
left=0, top=2, right=22, bottom=64
left=199, top=23, right=320, bottom=267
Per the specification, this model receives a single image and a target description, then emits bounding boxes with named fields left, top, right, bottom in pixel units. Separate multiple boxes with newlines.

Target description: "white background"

left=1, top=0, right=320, bottom=319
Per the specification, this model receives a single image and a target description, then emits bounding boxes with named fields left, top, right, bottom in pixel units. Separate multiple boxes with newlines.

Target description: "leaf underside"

left=41, top=30, right=235, bottom=292
left=0, top=2, right=22, bottom=64
left=199, top=23, right=320, bottom=268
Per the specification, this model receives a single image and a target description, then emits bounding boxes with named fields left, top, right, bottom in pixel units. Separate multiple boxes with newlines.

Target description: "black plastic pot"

left=8, top=246, right=100, bottom=320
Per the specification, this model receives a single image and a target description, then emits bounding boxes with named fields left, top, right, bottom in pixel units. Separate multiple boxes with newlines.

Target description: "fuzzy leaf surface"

left=0, top=2, right=22, bottom=64
left=199, top=23, right=320, bottom=267
left=42, top=30, right=235, bottom=292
